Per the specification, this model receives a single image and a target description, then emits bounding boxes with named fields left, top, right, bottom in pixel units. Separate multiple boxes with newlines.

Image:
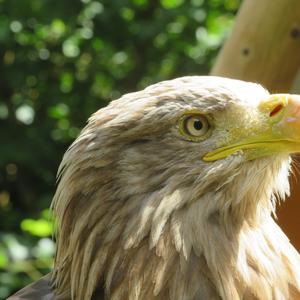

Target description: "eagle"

left=9, top=76, right=300, bottom=300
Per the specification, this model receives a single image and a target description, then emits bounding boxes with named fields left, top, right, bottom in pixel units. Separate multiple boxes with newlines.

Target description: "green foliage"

left=0, top=0, right=240, bottom=297
left=21, top=210, right=53, bottom=237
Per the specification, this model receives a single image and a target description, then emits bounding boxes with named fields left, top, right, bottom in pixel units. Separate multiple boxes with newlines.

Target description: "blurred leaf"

left=132, top=0, right=148, bottom=6
left=15, top=104, right=35, bottom=125
left=51, top=19, right=66, bottom=38
left=3, top=234, right=29, bottom=261
left=60, top=72, right=74, bottom=93
left=0, top=16, right=10, bottom=41
left=33, top=238, right=55, bottom=258
left=160, top=0, right=184, bottom=9
left=21, top=219, right=53, bottom=237
left=83, top=2, right=104, bottom=19
left=121, top=7, right=135, bottom=21
left=48, top=103, right=70, bottom=119
left=0, top=103, right=9, bottom=119
left=10, top=20, right=23, bottom=33
left=41, top=209, right=52, bottom=220
left=0, top=247, right=8, bottom=268
left=62, top=38, right=80, bottom=58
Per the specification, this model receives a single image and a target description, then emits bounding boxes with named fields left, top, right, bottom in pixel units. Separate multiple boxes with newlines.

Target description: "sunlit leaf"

left=10, top=20, right=23, bottom=33
left=21, top=219, right=53, bottom=237
left=48, top=103, right=69, bottom=119
left=41, top=209, right=52, bottom=220
left=15, top=104, right=35, bottom=125
left=160, top=0, right=184, bottom=9
left=83, top=2, right=104, bottom=19
left=132, top=0, right=148, bottom=6
left=60, top=72, right=74, bottom=93
left=51, top=19, right=66, bottom=38
left=121, top=8, right=135, bottom=21
left=0, top=247, right=8, bottom=268
left=62, top=39, right=80, bottom=58
left=3, top=234, right=29, bottom=261
left=33, top=238, right=55, bottom=258
left=79, top=27, right=93, bottom=39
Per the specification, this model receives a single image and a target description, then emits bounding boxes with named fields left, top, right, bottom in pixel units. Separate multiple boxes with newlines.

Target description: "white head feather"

left=51, top=76, right=300, bottom=300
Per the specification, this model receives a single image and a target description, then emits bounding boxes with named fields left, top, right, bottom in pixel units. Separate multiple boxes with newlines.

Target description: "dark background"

left=0, top=0, right=240, bottom=297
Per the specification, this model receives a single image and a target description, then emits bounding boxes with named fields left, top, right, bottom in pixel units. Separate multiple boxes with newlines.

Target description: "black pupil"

left=193, top=120, right=203, bottom=130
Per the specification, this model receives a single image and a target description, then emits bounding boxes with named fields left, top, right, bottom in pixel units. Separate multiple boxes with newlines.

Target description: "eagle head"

left=51, top=76, right=300, bottom=300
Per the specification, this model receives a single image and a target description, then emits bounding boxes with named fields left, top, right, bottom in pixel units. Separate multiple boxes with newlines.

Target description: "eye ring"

left=179, top=113, right=212, bottom=141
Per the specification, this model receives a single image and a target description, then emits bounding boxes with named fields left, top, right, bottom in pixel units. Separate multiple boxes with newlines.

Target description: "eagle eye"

left=179, top=113, right=212, bottom=141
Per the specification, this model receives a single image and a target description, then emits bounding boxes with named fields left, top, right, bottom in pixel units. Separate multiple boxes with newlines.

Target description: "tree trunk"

left=211, top=0, right=300, bottom=250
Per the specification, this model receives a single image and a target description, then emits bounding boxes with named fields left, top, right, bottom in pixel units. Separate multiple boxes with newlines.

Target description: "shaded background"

left=0, top=0, right=246, bottom=297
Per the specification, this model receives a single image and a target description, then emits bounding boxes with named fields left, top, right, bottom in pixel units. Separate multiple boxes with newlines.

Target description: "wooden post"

left=211, top=0, right=300, bottom=250
left=211, top=0, right=300, bottom=92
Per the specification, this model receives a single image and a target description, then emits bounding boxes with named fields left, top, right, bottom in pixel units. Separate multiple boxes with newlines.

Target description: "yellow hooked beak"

left=203, top=94, right=300, bottom=162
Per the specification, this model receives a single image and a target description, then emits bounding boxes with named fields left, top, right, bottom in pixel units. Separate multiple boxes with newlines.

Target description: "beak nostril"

left=270, top=104, right=284, bottom=117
